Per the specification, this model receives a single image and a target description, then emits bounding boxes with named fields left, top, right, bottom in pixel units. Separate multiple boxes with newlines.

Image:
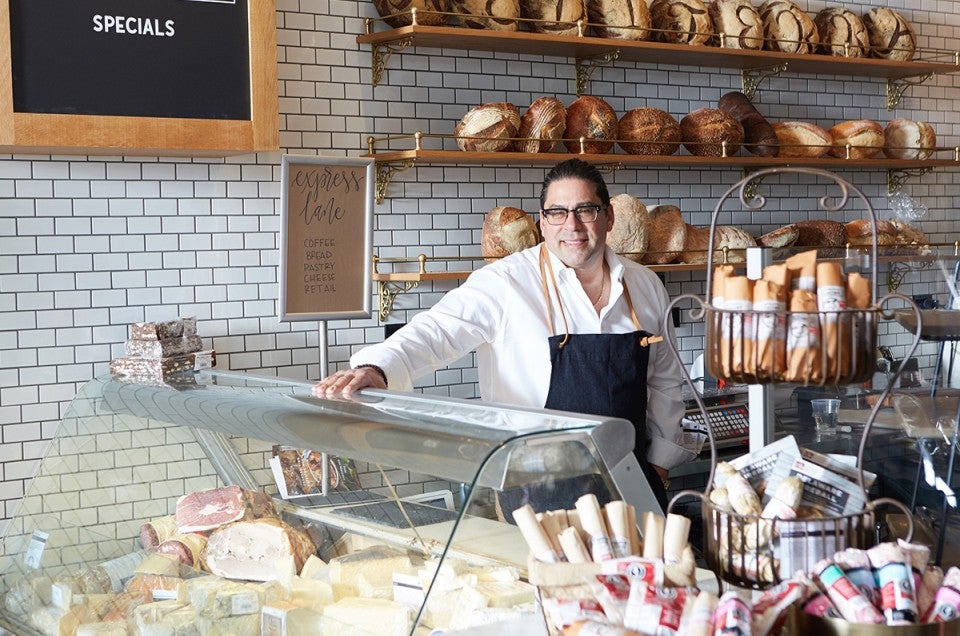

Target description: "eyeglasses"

left=540, top=204, right=604, bottom=226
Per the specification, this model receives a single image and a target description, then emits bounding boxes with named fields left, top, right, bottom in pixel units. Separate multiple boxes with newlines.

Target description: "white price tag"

left=23, top=530, right=49, bottom=570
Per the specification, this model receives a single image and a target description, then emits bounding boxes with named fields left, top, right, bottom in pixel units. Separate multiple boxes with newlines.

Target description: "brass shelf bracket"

left=887, top=166, right=934, bottom=195
left=886, top=72, right=933, bottom=110
left=741, top=168, right=765, bottom=201
left=740, top=63, right=787, bottom=101
left=371, top=37, right=413, bottom=87
left=375, top=160, right=415, bottom=203
left=575, top=51, right=620, bottom=96
left=377, top=280, right=419, bottom=322
left=887, top=259, right=933, bottom=292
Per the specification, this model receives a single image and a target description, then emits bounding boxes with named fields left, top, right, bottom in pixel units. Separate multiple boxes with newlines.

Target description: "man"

left=314, top=158, right=695, bottom=507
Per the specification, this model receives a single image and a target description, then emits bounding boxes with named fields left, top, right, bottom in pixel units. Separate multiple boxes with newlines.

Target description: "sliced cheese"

left=288, top=577, right=333, bottom=610
left=299, top=554, right=327, bottom=580
left=322, top=597, right=413, bottom=636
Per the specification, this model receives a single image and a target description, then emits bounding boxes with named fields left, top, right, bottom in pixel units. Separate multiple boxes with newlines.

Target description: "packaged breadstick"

left=680, top=590, right=716, bottom=636
left=576, top=494, right=614, bottom=562
left=513, top=504, right=560, bottom=562
left=786, top=288, right=821, bottom=383
left=751, top=580, right=804, bottom=636
left=723, top=276, right=754, bottom=378
left=845, top=272, right=872, bottom=379
left=604, top=501, right=631, bottom=559
left=923, top=566, right=960, bottom=623
left=813, top=558, right=884, bottom=624
left=538, top=510, right=569, bottom=562
left=751, top=279, right=787, bottom=380
left=713, top=591, right=751, bottom=636
left=623, top=583, right=693, bottom=635
left=899, top=540, right=931, bottom=618
left=786, top=249, right=818, bottom=291
left=710, top=265, right=736, bottom=380
left=920, top=565, right=945, bottom=619
left=834, top=548, right=879, bottom=608
left=589, top=574, right=632, bottom=625
left=627, top=504, right=641, bottom=557
left=796, top=569, right=844, bottom=619
left=641, top=512, right=665, bottom=560
left=599, top=557, right=663, bottom=587
left=663, top=514, right=691, bottom=565
left=559, top=526, right=592, bottom=564
left=867, top=542, right=918, bottom=625
left=817, top=261, right=846, bottom=383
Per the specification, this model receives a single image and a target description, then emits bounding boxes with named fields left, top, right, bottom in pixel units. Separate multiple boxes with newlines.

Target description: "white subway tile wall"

left=2, top=0, right=960, bottom=535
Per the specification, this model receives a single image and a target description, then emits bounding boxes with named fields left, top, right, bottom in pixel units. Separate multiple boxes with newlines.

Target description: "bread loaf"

left=827, top=119, right=883, bottom=159
left=814, top=8, right=868, bottom=57
left=889, top=220, right=927, bottom=246
left=641, top=205, right=686, bottom=264
left=588, top=0, right=651, bottom=39
left=515, top=97, right=566, bottom=153
left=373, top=0, right=450, bottom=27
left=883, top=118, right=936, bottom=160
left=863, top=8, right=916, bottom=62
left=481, top=206, right=540, bottom=262
left=709, top=0, right=763, bottom=50
left=794, top=220, right=847, bottom=248
left=757, top=224, right=799, bottom=248
left=618, top=108, right=681, bottom=155
left=455, top=102, right=521, bottom=152
left=759, top=0, right=818, bottom=54
left=564, top=96, right=618, bottom=154
left=717, top=91, right=778, bottom=157
left=681, top=224, right=755, bottom=263
left=520, top=0, right=584, bottom=36
left=650, top=0, right=714, bottom=46
left=680, top=108, right=744, bottom=157
left=845, top=219, right=897, bottom=246
left=772, top=121, right=832, bottom=158
left=452, top=0, right=520, bottom=30
left=607, top=194, right=650, bottom=262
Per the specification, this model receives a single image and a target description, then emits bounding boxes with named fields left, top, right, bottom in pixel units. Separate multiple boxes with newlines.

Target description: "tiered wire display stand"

left=665, top=167, right=924, bottom=589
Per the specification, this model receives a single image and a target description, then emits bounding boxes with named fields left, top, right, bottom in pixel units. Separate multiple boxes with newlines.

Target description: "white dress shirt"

left=351, top=244, right=696, bottom=470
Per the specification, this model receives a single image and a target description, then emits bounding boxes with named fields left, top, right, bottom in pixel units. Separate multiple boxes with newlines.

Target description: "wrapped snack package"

left=845, top=272, right=872, bottom=378
left=723, top=275, right=755, bottom=378
left=641, top=512, right=665, bottom=560
left=834, top=548, right=878, bottom=608
left=813, top=558, right=884, bottom=624
left=513, top=504, right=560, bottom=562
left=924, top=566, right=960, bottom=623
left=576, top=494, right=615, bottom=562
left=899, top=540, right=932, bottom=617
left=752, top=580, right=804, bottom=636
left=745, top=475, right=803, bottom=549
left=623, top=583, right=694, bottom=635
left=867, top=542, right=918, bottom=625
left=920, top=565, right=945, bottom=619
left=797, top=570, right=844, bottom=619
left=751, top=278, right=787, bottom=380
left=786, top=288, right=821, bottom=383
left=713, top=590, right=751, bottom=636
left=680, top=590, right=716, bottom=636
left=588, top=574, right=632, bottom=625
left=604, top=501, right=632, bottom=559
left=816, top=261, right=846, bottom=383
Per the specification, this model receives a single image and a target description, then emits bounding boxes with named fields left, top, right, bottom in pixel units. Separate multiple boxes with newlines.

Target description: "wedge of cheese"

left=322, top=597, right=413, bottom=636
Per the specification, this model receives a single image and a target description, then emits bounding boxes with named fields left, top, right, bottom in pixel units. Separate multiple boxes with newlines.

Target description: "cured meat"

left=175, top=486, right=277, bottom=533
left=202, top=518, right=318, bottom=582
left=157, top=533, right=208, bottom=567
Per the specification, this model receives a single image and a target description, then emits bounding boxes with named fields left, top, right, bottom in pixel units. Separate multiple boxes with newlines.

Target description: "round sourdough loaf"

left=650, top=0, right=714, bottom=46
left=587, top=0, right=652, bottom=39
left=772, top=121, right=833, bottom=158
left=374, top=0, right=450, bottom=26
left=520, top=0, right=583, bottom=35
left=681, top=108, right=744, bottom=157
left=863, top=8, right=916, bottom=62
left=757, top=224, right=799, bottom=248
left=607, top=194, right=650, bottom=262
left=814, top=7, right=869, bottom=57
left=452, top=0, right=520, bottom=30
left=564, top=96, right=619, bottom=154
left=641, top=205, right=686, bottom=264
left=618, top=108, right=682, bottom=155
left=827, top=119, right=883, bottom=159
left=794, top=219, right=848, bottom=248
left=481, top=206, right=540, bottom=262
left=889, top=220, right=927, bottom=246
left=883, top=118, right=936, bottom=160
left=845, top=219, right=897, bottom=246
left=709, top=0, right=764, bottom=50
left=681, top=224, right=755, bottom=264
left=515, top=97, right=566, bottom=153
left=455, top=103, right=521, bottom=152
left=759, top=0, right=819, bottom=54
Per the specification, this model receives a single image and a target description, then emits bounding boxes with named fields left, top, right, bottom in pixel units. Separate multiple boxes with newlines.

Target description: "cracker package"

left=786, top=250, right=817, bottom=291
left=816, top=261, right=846, bottom=383
left=786, top=289, right=821, bottom=383
left=752, top=279, right=787, bottom=381
left=723, top=276, right=754, bottom=379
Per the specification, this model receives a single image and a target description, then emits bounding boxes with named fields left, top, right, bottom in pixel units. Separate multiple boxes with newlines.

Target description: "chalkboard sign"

left=8, top=0, right=250, bottom=120
left=279, top=155, right=374, bottom=322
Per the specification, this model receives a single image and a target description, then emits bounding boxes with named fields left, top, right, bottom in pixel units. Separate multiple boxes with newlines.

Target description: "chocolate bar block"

left=125, top=335, right=203, bottom=359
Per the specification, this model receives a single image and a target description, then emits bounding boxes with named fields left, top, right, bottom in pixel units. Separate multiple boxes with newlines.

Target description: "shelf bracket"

left=887, top=260, right=933, bottom=292
left=740, top=63, right=787, bottom=101
left=375, top=160, right=415, bottom=204
left=887, top=167, right=933, bottom=195
left=741, top=168, right=765, bottom=201
left=378, top=280, right=419, bottom=322
left=575, top=51, right=620, bottom=96
left=370, top=37, right=413, bottom=87
left=886, top=73, right=934, bottom=110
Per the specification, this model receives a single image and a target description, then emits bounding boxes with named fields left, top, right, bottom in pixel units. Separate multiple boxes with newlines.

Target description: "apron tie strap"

left=539, top=245, right=570, bottom=348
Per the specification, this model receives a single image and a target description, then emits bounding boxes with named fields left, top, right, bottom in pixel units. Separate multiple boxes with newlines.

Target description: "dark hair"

left=539, top=158, right=611, bottom=209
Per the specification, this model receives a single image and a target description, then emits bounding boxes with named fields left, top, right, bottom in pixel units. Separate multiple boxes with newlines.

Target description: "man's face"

left=539, top=177, right=613, bottom=270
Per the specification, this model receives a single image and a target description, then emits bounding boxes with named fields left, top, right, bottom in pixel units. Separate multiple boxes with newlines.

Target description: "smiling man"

left=314, top=158, right=694, bottom=509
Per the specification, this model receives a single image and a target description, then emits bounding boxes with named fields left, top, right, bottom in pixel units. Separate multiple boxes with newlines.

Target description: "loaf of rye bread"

left=793, top=219, right=847, bottom=248
left=515, top=97, right=566, bottom=153
left=607, top=193, right=650, bottom=262
left=814, top=7, right=869, bottom=57
left=618, top=108, right=682, bottom=155
left=374, top=0, right=450, bottom=26
left=588, top=0, right=652, bottom=39
left=650, top=0, right=714, bottom=46
left=883, top=118, right=936, bottom=160
left=481, top=206, right=540, bottom=261
left=756, top=224, right=799, bottom=248
left=759, top=0, right=819, bottom=54
left=772, top=121, right=832, bottom=158
left=863, top=7, right=916, bottom=62
left=455, top=102, right=521, bottom=152
left=827, top=119, right=884, bottom=159
left=717, top=91, right=778, bottom=157
left=452, top=0, right=520, bottom=30
left=681, top=108, right=744, bottom=157
left=564, top=96, right=618, bottom=154
left=520, top=0, right=583, bottom=36
left=641, top=205, right=687, bottom=264
left=845, top=219, right=898, bottom=246
left=709, top=0, right=764, bottom=50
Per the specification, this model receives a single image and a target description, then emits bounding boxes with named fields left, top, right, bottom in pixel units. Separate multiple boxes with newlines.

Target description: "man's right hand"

left=312, top=366, right=386, bottom=397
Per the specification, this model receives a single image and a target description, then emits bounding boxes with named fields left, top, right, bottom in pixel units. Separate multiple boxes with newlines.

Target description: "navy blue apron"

left=538, top=245, right=668, bottom=511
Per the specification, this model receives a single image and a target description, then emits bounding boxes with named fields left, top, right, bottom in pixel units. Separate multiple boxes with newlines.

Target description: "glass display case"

left=0, top=370, right=655, bottom=635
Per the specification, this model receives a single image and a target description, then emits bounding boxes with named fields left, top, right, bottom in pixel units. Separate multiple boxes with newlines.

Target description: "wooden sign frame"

left=279, top=155, right=374, bottom=322
left=0, top=1, right=278, bottom=156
